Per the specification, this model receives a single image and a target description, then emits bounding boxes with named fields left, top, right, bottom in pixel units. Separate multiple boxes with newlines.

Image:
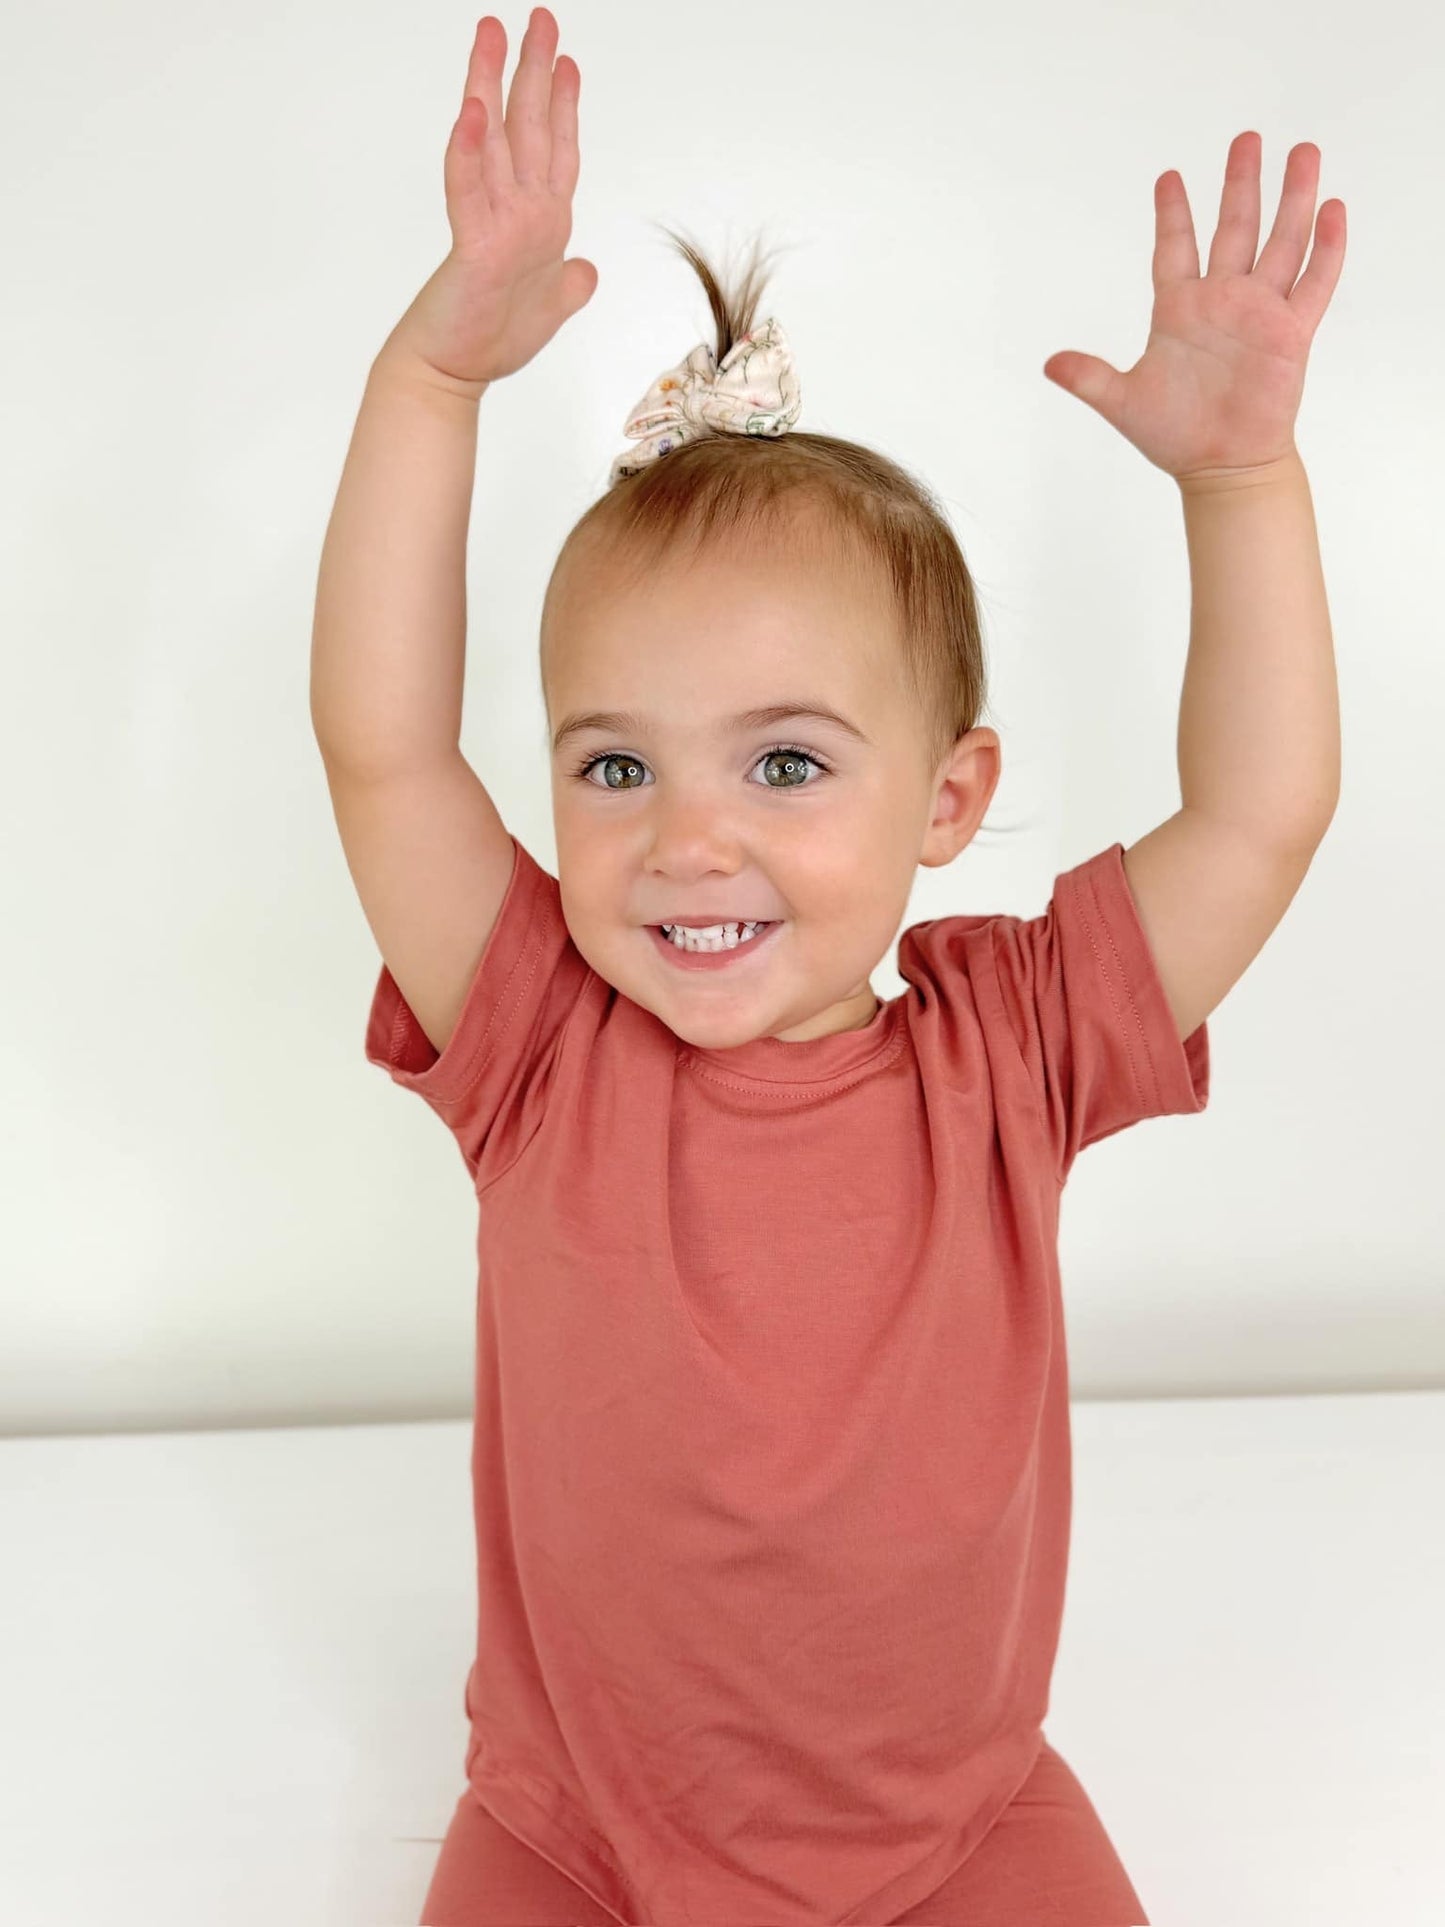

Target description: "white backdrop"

left=3, top=0, right=1439, bottom=1437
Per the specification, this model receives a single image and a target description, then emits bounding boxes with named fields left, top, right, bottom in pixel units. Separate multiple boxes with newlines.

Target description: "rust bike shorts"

left=419, top=1736, right=1149, bottom=1925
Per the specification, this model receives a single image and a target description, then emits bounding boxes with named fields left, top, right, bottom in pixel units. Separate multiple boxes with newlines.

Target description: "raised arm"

left=1044, top=131, right=1346, bottom=1043
left=310, top=343, right=488, bottom=778
left=309, top=8, right=597, bottom=1052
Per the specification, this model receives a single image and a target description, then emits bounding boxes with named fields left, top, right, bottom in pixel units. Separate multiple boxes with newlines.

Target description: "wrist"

left=1176, top=446, right=1306, bottom=497
left=371, top=337, right=490, bottom=407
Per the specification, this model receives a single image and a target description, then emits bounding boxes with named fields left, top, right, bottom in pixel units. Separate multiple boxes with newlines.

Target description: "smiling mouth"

left=647, top=920, right=785, bottom=963
left=653, top=919, right=780, bottom=943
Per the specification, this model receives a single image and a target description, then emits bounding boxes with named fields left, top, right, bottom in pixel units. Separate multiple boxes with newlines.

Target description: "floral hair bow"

left=609, top=316, right=803, bottom=483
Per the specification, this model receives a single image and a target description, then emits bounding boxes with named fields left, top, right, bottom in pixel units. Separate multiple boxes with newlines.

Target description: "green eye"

left=578, top=753, right=646, bottom=789
left=754, top=747, right=826, bottom=787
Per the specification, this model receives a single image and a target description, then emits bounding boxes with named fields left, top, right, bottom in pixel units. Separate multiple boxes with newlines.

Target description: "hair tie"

left=609, top=317, right=802, bottom=483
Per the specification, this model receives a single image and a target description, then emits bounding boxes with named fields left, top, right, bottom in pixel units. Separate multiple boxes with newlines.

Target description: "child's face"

left=543, top=536, right=999, bottom=1051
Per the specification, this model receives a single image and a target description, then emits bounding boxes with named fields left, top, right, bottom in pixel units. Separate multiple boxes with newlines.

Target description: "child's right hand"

left=383, top=8, right=598, bottom=391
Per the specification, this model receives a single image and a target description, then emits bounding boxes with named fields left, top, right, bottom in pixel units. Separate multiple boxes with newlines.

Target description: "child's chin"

left=655, top=1005, right=777, bottom=1051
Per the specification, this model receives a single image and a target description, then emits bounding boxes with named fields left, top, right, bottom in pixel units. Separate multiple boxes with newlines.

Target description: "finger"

left=1286, top=199, right=1347, bottom=337
left=466, top=15, right=515, bottom=202
left=1254, top=141, right=1321, bottom=299
left=1042, top=349, right=1129, bottom=431
left=505, top=7, right=558, bottom=187
left=445, top=23, right=497, bottom=225
left=548, top=51, right=581, bottom=200
left=445, top=93, right=493, bottom=230
left=1152, top=169, right=1200, bottom=293
left=1206, top=129, right=1262, bottom=279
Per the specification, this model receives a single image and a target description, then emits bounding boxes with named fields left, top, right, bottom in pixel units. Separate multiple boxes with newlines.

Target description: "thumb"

left=1042, top=350, right=1128, bottom=428
left=556, top=255, right=600, bottom=326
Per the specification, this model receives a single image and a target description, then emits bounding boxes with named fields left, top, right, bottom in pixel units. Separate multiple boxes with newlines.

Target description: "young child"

left=312, top=10, right=1344, bottom=1923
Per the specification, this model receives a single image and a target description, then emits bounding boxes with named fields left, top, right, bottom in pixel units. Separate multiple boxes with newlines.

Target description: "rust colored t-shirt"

left=365, top=834, right=1209, bottom=1925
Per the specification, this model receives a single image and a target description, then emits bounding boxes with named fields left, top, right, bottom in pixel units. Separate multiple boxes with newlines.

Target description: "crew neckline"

left=679, top=991, right=903, bottom=1087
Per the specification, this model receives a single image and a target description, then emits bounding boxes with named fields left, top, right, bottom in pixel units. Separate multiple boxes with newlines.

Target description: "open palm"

left=1044, top=132, right=1346, bottom=480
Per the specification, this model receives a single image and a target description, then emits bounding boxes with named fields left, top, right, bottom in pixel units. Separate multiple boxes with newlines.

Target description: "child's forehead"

left=542, top=537, right=906, bottom=729
left=549, top=550, right=898, bottom=680
left=548, top=620, right=898, bottom=734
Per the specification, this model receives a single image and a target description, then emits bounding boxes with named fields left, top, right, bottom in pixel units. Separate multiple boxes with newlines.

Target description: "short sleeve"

left=364, top=833, right=590, bottom=1185
left=982, top=840, right=1210, bottom=1182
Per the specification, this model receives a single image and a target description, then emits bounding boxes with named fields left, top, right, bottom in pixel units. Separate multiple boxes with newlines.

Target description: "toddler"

left=311, top=9, right=1344, bottom=1922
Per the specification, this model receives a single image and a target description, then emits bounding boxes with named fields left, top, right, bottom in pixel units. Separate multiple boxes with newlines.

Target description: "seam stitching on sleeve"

left=434, top=889, right=553, bottom=1108
left=981, top=917, right=1060, bottom=1191
left=1081, top=862, right=1163, bottom=1130
left=477, top=969, right=598, bottom=1193
left=388, top=989, right=411, bottom=1067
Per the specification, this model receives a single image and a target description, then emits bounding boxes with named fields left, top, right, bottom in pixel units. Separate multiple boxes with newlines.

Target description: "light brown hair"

left=543, top=226, right=994, bottom=779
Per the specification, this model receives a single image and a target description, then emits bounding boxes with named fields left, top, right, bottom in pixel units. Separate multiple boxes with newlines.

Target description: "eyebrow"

left=550, top=701, right=872, bottom=755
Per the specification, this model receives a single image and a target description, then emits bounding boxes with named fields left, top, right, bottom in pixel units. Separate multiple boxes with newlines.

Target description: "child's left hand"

left=1043, top=131, right=1346, bottom=481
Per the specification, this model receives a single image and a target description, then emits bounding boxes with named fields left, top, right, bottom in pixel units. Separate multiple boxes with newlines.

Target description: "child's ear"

left=920, top=728, right=1002, bottom=866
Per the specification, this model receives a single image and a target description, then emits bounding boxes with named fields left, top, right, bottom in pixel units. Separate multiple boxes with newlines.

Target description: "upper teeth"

left=660, top=920, right=767, bottom=950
